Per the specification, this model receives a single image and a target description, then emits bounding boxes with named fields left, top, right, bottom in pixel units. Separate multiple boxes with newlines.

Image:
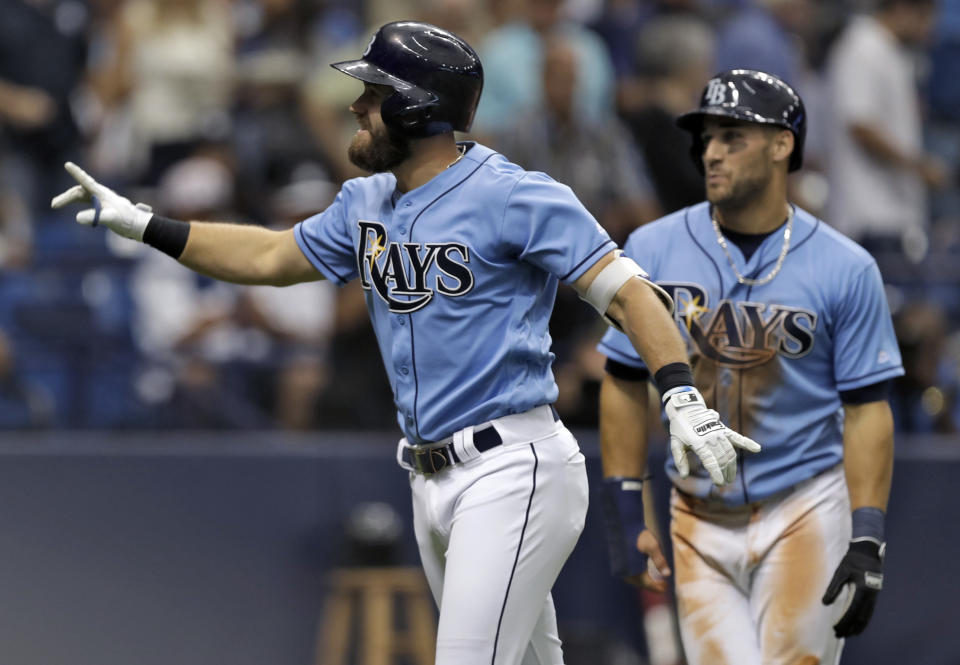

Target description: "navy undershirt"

left=719, top=224, right=780, bottom=263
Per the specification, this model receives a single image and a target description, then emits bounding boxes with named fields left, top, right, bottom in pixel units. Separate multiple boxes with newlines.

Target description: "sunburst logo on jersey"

left=368, top=233, right=386, bottom=268
left=677, top=292, right=711, bottom=334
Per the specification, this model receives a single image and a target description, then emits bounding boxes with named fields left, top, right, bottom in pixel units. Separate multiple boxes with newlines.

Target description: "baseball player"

left=51, top=23, right=759, bottom=665
left=597, top=70, right=904, bottom=665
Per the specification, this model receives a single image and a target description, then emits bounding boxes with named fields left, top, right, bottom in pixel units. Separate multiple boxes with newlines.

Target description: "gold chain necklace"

left=446, top=144, right=466, bottom=169
left=710, top=206, right=794, bottom=286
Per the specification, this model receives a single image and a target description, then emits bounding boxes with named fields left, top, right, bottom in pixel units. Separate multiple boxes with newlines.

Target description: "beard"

left=707, top=166, right=772, bottom=211
left=348, top=124, right=411, bottom=173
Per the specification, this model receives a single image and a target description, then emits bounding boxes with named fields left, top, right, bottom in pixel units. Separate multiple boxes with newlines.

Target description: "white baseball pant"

left=670, top=463, right=851, bottom=665
left=404, top=405, right=589, bottom=665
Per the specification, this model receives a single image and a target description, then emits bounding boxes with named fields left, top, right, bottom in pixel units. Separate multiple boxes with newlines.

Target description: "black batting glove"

left=821, top=539, right=885, bottom=637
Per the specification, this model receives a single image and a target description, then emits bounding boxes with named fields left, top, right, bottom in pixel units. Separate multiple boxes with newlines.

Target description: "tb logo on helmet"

left=356, top=220, right=474, bottom=313
left=704, top=78, right=734, bottom=107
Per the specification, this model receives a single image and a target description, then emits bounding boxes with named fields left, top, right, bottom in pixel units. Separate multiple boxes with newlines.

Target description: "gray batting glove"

left=50, top=162, right=153, bottom=241
left=663, top=386, right=761, bottom=485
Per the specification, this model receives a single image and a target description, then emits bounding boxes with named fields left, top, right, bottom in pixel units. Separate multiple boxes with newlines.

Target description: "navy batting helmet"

left=331, top=21, right=483, bottom=138
left=677, top=69, right=806, bottom=172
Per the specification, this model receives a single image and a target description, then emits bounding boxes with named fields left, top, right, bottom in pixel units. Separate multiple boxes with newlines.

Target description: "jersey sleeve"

left=832, top=261, right=904, bottom=391
left=501, top=172, right=616, bottom=283
left=293, top=189, right=358, bottom=285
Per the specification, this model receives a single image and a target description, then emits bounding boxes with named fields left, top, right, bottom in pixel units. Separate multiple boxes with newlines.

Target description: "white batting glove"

left=663, top=386, right=761, bottom=485
left=50, top=162, right=153, bottom=241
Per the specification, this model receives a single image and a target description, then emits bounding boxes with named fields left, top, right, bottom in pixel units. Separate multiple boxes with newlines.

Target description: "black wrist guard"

left=653, top=362, right=694, bottom=400
left=143, top=215, right=191, bottom=259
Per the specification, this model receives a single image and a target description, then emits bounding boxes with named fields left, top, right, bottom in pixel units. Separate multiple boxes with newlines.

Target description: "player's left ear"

left=769, top=129, right=794, bottom=167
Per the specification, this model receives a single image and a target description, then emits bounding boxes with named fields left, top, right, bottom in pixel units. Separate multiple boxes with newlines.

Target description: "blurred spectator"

left=890, top=301, right=959, bottom=433
left=90, top=0, right=234, bottom=183
left=244, top=173, right=339, bottom=430
left=231, top=0, right=333, bottom=223
left=495, top=36, right=658, bottom=245
left=824, top=0, right=948, bottom=265
left=0, top=188, right=33, bottom=269
left=0, top=327, right=52, bottom=428
left=590, top=0, right=703, bottom=112
left=485, top=0, right=522, bottom=27
left=418, top=0, right=492, bottom=49
left=589, top=0, right=660, bottom=80
left=927, top=0, right=960, bottom=127
left=129, top=154, right=336, bottom=429
left=0, top=0, right=88, bottom=217
left=623, top=14, right=713, bottom=214
left=714, top=0, right=812, bottom=86
left=926, top=0, right=960, bottom=228
left=314, top=280, right=398, bottom=431
left=473, top=0, right=616, bottom=135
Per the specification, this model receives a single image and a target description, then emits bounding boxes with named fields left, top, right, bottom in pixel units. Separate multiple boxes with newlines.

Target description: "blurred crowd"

left=1, top=0, right=958, bottom=434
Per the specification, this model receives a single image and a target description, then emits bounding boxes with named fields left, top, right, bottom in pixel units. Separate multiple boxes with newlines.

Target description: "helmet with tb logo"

left=677, top=69, right=806, bottom=173
left=331, top=21, right=484, bottom=138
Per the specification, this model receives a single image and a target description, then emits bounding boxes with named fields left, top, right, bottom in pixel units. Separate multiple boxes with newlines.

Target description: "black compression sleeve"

left=604, top=358, right=651, bottom=382
left=840, top=379, right=892, bottom=405
left=142, top=215, right=191, bottom=259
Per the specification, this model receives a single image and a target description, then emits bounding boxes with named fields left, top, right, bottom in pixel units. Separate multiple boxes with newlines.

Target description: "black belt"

left=403, top=426, right=503, bottom=475
left=403, top=406, right=560, bottom=476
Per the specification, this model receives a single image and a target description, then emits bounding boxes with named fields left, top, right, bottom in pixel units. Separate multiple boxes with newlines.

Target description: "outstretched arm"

left=51, top=162, right=322, bottom=286
left=178, top=222, right=320, bottom=286
left=574, top=250, right=761, bottom=485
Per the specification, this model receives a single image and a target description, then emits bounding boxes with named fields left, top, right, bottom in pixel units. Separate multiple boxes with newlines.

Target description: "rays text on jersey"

left=661, top=283, right=817, bottom=368
left=357, top=220, right=474, bottom=312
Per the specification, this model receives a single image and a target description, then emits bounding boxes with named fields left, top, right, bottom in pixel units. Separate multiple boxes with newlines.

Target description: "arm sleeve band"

left=653, top=362, right=695, bottom=400
left=852, top=506, right=885, bottom=543
left=143, top=215, right=191, bottom=259
left=840, top=379, right=892, bottom=405
left=581, top=254, right=674, bottom=328
left=600, top=477, right=647, bottom=577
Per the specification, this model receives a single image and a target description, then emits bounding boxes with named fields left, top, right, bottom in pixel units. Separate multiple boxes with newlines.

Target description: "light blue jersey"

left=296, top=142, right=616, bottom=443
left=599, top=202, right=904, bottom=505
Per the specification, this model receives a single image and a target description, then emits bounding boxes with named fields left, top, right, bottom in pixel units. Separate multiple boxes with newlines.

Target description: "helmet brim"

left=331, top=59, right=414, bottom=91
left=676, top=108, right=791, bottom=133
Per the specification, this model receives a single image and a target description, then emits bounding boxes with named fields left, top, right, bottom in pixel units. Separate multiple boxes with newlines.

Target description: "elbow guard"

left=581, top=253, right=674, bottom=329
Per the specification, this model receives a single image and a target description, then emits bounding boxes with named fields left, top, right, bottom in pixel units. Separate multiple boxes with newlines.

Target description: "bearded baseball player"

left=51, top=23, right=759, bottom=665
left=597, top=69, right=904, bottom=665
